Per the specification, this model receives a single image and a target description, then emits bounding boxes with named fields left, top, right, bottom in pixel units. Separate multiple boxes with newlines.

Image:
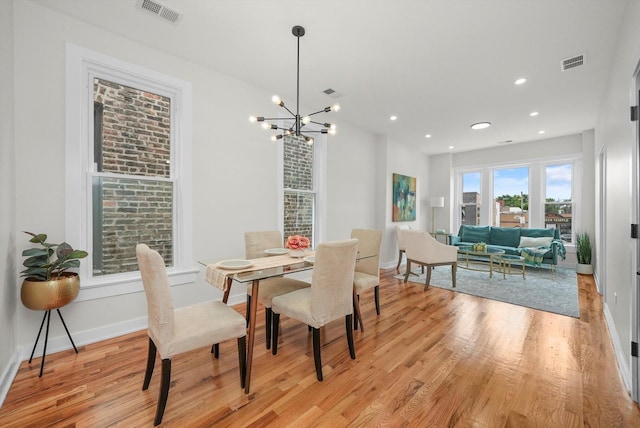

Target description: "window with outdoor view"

left=66, top=44, right=193, bottom=297
left=282, top=135, right=315, bottom=246
left=493, top=167, right=529, bottom=227
left=91, top=79, right=174, bottom=275
left=545, top=163, right=573, bottom=242
left=462, top=172, right=481, bottom=225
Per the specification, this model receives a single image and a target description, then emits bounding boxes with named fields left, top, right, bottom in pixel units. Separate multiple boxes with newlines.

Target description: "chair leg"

left=154, top=358, right=171, bottom=426
left=143, top=337, right=157, bottom=390
left=396, top=249, right=403, bottom=273
left=353, top=295, right=360, bottom=330
left=237, top=336, right=246, bottom=389
left=211, top=343, right=220, bottom=358
left=374, top=285, right=380, bottom=315
left=403, top=260, right=412, bottom=283
left=425, top=265, right=433, bottom=291
left=452, top=263, right=457, bottom=288
left=245, top=295, right=251, bottom=328
left=345, top=315, right=356, bottom=360
left=272, top=313, right=280, bottom=355
left=265, top=308, right=272, bottom=350
left=312, top=327, right=323, bottom=381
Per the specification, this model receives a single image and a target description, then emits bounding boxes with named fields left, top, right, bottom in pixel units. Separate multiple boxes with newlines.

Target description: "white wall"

left=0, top=0, right=19, bottom=405
left=595, top=0, right=640, bottom=391
left=380, top=136, right=430, bottom=268
left=5, top=0, right=394, bottom=378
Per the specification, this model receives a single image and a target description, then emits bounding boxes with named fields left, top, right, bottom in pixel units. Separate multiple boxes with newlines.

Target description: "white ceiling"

left=33, top=0, right=628, bottom=155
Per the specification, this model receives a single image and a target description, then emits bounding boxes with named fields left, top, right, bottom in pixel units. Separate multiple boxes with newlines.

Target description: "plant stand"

left=28, top=308, right=78, bottom=377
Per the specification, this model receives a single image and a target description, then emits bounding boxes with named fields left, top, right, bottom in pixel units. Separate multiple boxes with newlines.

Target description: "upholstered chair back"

left=136, top=244, right=175, bottom=356
left=310, top=239, right=359, bottom=326
left=396, top=224, right=411, bottom=250
left=404, top=230, right=456, bottom=264
left=351, top=229, right=382, bottom=277
left=245, top=230, right=283, bottom=259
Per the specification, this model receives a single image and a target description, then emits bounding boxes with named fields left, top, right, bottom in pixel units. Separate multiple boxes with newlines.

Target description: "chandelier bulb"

left=302, top=116, right=310, bottom=125
left=328, top=128, right=337, bottom=136
left=261, top=122, right=270, bottom=130
left=330, top=123, right=337, bottom=130
left=272, top=95, right=284, bottom=106
left=331, top=103, right=341, bottom=112
left=249, top=116, right=257, bottom=123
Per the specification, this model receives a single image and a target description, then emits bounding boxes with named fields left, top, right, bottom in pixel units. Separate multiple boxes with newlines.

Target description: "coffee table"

left=496, top=254, right=526, bottom=279
left=457, top=246, right=505, bottom=278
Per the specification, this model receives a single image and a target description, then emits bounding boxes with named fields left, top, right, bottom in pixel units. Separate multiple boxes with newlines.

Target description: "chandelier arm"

left=309, top=120, right=332, bottom=126
left=281, top=104, right=296, bottom=116
left=307, top=108, right=333, bottom=116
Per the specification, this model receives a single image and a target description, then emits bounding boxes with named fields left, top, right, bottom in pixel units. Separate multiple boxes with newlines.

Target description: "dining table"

left=200, top=250, right=371, bottom=394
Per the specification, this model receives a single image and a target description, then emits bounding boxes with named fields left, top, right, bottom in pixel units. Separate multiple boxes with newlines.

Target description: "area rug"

left=395, top=265, right=579, bottom=318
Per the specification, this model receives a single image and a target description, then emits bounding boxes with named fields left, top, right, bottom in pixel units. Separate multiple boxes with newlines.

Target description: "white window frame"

left=277, top=131, right=327, bottom=246
left=65, top=44, right=196, bottom=301
left=454, top=155, right=581, bottom=244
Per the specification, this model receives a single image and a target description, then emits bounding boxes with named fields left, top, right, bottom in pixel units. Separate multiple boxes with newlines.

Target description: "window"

left=545, top=163, right=573, bottom=242
left=493, top=166, right=529, bottom=227
left=461, top=172, right=481, bottom=225
left=455, top=158, right=578, bottom=236
left=92, top=79, right=174, bottom=275
left=282, top=135, right=316, bottom=246
left=66, top=44, right=195, bottom=299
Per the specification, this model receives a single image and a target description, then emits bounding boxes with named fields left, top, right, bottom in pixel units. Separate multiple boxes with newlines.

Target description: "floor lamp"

left=430, top=196, right=445, bottom=233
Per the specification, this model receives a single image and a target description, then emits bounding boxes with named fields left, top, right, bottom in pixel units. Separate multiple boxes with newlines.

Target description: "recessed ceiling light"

left=425, top=134, right=432, bottom=138
left=530, top=111, right=539, bottom=117
left=448, top=146, right=454, bottom=150
left=538, top=130, right=545, bottom=134
left=390, top=115, right=397, bottom=121
left=471, top=122, right=491, bottom=130
left=514, top=78, right=527, bottom=85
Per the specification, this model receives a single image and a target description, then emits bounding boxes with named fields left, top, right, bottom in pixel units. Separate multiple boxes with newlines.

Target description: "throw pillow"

left=518, top=236, right=553, bottom=248
left=489, top=227, right=521, bottom=248
left=460, top=225, right=490, bottom=243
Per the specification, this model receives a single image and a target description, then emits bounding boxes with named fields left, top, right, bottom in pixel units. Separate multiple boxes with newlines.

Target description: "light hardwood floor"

left=1, top=270, right=639, bottom=427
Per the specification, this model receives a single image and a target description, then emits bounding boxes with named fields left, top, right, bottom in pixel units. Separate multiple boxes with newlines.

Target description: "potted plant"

left=575, top=231, right=593, bottom=275
left=20, top=231, right=88, bottom=310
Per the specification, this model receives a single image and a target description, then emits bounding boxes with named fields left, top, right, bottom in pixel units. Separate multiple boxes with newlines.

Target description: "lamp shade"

left=430, top=196, right=445, bottom=208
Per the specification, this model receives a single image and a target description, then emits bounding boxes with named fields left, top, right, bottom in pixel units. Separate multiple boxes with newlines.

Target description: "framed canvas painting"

left=392, top=173, right=416, bottom=222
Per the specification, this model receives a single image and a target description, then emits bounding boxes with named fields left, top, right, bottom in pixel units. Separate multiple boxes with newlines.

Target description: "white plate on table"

left=215, top=259, right=253, bottom=270
left=303, top=256, right=315, bottom=264
left=264, top=248, right=289, bottom=255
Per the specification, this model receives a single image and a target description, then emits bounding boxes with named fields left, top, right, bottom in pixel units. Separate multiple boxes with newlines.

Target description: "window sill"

left=75, top=266, right=198, bottom=302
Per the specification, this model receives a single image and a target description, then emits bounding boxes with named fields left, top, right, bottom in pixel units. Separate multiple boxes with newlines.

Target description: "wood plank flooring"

left=1, top=270, right=639, bottom=427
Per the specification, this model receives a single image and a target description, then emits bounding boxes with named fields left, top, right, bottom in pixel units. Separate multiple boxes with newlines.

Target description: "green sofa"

left=449, top=225, right=565, bottom=267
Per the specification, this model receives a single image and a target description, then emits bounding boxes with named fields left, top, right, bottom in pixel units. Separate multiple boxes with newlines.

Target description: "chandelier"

left=250, top=25, right=340, bottom=143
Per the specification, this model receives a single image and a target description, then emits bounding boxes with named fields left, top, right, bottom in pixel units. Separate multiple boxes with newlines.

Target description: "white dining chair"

left=136, top=244, right=246, bottom=426
left=244, top=231, right=310, bottom=349
left=271, top=239, right=359, bottom=381
left=350, top=228, right=382, bottom=330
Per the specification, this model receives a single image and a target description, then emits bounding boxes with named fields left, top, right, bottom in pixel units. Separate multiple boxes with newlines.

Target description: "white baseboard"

left=15, top=293, right=249, bottom=363
left=0, top=351, right=21, bottom=409
left=603, top=301, right=632, bottom=393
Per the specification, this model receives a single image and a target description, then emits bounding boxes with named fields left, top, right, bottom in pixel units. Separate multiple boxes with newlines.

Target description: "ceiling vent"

left=136, top=0, right=183, bottom=24
left=323, top=88, right=343, bottom=99
left=561, top=54, right=586, bottom=72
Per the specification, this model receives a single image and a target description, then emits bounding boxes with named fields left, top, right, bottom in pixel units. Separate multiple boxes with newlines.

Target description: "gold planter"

left=21, top=273, right=80, bottom=311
